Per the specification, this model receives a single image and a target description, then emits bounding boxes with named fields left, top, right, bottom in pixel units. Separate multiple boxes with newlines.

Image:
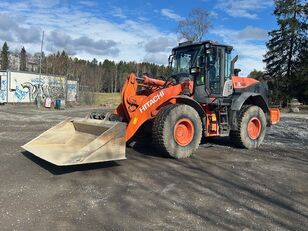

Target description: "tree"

left=177, top=8, right=211, bottom=42
left=20, top=46, right=27, bottom=71
left=248, top=69, right=265, bottom=81
left=59, top=50, right=68, bottom=75
left=263, top=0, right=307, bottom=103
left=289, top=48, right=308, bottom=104
left=1, top=42, right=9, bottom=70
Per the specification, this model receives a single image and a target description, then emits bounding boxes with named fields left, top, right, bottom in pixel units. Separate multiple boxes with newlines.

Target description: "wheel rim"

left=247, top=117, right=261, bottom=140
left=174, top=118, right=194, bottom=146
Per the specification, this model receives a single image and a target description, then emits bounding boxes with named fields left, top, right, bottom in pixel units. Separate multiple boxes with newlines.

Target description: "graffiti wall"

left=9, top=72, right=66, bottom=103
left=0, top=72, right=8, bottom=103
left=67, top=80, right=78, bottom=102
left=0, top=71, right=78, bottom=104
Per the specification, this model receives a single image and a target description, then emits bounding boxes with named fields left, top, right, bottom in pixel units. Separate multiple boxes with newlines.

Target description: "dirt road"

left=0, top=105, right=307, bottom=230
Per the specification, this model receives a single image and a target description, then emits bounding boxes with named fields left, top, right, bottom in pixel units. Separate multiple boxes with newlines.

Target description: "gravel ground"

left=0, top=104, right=307, bottom=230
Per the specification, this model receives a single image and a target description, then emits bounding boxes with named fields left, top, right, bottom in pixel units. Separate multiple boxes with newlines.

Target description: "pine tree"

left=20, top=46, right=27, bottom=71
left=289, top=47, right=308, bottom=103
left=59, top=50, right=68, bottom=75
left=1, top=42, right=9, bottom=70
left=263, top=0, right=307, bottom=103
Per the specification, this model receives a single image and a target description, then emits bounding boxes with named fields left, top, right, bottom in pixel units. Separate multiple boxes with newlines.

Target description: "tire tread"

left=230, top=105, right=252, bottom=148
left=152, top=104, right=202, bottom=158
left=152, top=104, right=177, bottom=155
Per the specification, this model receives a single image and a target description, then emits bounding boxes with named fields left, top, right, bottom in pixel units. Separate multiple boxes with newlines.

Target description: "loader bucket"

left=22, top=118, right=126, bottom=166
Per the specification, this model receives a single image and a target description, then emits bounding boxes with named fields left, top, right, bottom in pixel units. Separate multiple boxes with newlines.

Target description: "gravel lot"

left=0, top=104, right=307, bottom=230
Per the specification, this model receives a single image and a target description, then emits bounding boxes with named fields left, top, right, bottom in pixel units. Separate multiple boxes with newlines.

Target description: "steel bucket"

left=22, top=118, right=126, bottom=166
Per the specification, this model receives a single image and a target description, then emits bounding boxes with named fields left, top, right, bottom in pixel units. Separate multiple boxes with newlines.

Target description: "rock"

left=290, top=107, right=300, bottom=113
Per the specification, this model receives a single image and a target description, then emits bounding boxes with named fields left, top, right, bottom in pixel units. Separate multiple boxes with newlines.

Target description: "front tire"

left=230, top=105, right=266, bottom=149
left=152, top=104, right=202, bottom=158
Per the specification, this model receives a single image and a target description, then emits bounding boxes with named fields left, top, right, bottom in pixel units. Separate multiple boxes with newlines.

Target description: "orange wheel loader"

left=22, top=40, right=280, bottom=165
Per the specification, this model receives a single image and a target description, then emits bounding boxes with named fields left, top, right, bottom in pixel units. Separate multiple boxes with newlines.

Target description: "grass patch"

left=93, top=92, right=121, bottom=106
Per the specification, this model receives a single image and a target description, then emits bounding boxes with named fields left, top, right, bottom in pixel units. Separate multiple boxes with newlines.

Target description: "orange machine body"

left=115, top=73, right=193, bottom=141
left=115, top=73, right=280, bottom=142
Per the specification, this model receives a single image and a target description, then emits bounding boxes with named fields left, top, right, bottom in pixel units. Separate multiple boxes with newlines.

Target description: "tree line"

left=42, top=51, right=172, bottom=93
left=0, top=43, right=171, bottom=93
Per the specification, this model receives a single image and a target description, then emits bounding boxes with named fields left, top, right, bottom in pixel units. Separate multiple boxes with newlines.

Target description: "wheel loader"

left=22, top=40, right=280, bottom=165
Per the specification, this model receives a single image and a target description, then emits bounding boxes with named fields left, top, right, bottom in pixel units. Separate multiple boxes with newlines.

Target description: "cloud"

left=0, top=31, right=14, bottom=42
left=0, top=14, right=41, bottom=43
left=144, top=37, right=176, bottom=53
left=210, top=26, right=269, bottom=75
left=48, top=30, right=71, bottom=47
left=216, top=0, right=273, bottom=19
left=0, top=14, right=17, bottom=30
left=209, top=11, right=218, bottom=18
left=213, top=26, right=268, bottom=41
left=111, top=7, right=127, bottom=19
left=0, top=1, right=177, bottom=65
left=143, top=53, right=169, bottom=65
left=161, top=9, right=184, bottom=21
left=47, top=30, right=120, bottom=56
left=237, top=26, right=268, bottom=40
left=16, top=26, right=41, bottom=43
left=73, top=36, right=120, bottom=56
left=78, top=0, right=97, bottom=7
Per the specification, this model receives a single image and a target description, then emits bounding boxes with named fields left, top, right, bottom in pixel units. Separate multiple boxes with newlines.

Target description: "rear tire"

left=230, top=105, right=266, bottom=149
left=152, top=104, right=202, bottom=158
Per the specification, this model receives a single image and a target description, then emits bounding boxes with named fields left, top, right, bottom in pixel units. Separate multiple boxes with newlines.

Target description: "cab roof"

left=172, top=40, right=233, bottom=51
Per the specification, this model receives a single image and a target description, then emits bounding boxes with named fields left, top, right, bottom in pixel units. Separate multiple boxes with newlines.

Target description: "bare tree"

left=177, top=8, right=211, bottom=42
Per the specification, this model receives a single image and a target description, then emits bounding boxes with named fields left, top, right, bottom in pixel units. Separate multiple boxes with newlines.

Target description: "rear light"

left=269, top=108, right=280, bottom=125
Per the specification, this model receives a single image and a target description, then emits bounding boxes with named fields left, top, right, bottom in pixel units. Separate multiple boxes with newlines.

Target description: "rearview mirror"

left=190, top=67, right=202, bottom=75
left=168, top=55, right=173, bottom=67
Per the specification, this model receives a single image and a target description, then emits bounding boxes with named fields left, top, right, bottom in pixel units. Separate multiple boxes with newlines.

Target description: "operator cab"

left=170, top=40, right=234, bottom=104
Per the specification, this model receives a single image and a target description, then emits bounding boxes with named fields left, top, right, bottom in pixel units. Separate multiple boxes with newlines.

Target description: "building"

left=9, top=53, right=20, bottom=70
left=0, top=52, right=39, bottom=72
left=0, top=71, right=78, bottom=104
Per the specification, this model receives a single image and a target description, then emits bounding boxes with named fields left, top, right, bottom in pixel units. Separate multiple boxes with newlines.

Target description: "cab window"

left=207, top=47, right=221, bottom=94
left=225, top=50, right=231, bottom=80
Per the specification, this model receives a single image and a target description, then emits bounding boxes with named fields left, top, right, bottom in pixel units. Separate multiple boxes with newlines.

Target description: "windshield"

left=171, top=45, right=203, bottom=74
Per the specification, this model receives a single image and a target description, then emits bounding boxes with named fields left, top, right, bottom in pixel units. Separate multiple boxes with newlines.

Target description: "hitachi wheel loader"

left=22, top=40, right=280, bottom=166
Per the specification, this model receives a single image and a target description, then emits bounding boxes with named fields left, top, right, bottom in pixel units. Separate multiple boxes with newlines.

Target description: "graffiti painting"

left=67, top=81, right=78, bottom=102
left=1, top=72, right=77, bottom=103
left=21, top=81, right=66, bottom=103
left=14, top=86, right=29, bottom=102
left=0, top=79, right=7, bottom=102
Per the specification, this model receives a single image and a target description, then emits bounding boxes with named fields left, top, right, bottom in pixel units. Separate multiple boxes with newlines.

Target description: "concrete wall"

left=67, top=80, right=78, bottom=102
left=0, top=72, right=8, bottom=103
left=0, top=71, right=78, bottom=103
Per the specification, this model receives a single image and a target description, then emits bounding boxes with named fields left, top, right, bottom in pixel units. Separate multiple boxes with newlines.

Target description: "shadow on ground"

left=21, top=151, right=120, bottom=175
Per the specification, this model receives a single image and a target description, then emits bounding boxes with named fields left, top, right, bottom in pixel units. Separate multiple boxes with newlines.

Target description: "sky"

left=0, top=0, right=278, bottom=75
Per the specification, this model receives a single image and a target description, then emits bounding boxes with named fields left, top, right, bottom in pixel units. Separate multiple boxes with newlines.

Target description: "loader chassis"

left=22, top=40, right=280, bottom=165
left=113, top=41, right=280, bottom=156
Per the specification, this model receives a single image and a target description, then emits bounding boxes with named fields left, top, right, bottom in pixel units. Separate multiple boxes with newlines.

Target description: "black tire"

left=152, top=104, right=202, bottom=158
left=230, top=105, right=266, bottom=149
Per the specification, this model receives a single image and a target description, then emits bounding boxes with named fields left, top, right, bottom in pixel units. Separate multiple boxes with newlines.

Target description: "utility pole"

left=36, top=30, right=44, bottom=108
left=114, top=64, right=117, bottom=93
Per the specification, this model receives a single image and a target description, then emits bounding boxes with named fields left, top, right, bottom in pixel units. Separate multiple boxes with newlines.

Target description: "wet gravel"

left=0, top=104, right=307, bottom=230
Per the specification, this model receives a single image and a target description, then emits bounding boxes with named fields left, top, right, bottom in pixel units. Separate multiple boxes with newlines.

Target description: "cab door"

left=206, top=46, right=225, bottom=96
left=194, top=45, right=231, bottom=103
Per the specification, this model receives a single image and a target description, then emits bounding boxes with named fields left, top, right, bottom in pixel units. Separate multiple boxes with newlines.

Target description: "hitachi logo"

left=139, top=91, right=165, bottom=113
